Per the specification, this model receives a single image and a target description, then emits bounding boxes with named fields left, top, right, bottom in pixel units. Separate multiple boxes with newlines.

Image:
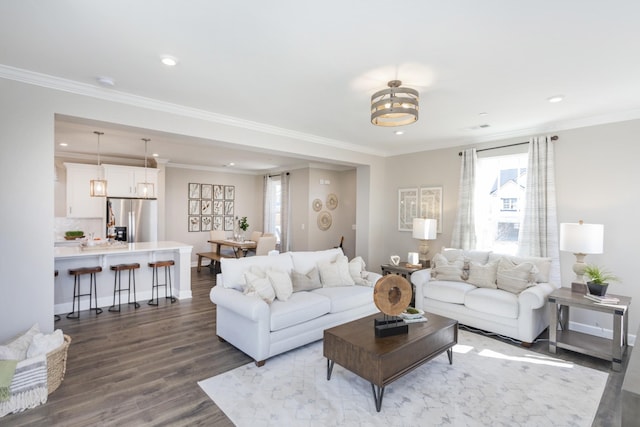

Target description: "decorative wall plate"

left=312, top=198, right=322, bottom=212
left=326, top=193, right=338, bottom=210
left=317, top=211, right=332, bottom=231
left=373, top=275, right=412, bottom=316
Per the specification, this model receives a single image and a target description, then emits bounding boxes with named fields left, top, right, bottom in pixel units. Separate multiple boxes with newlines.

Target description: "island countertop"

left=55, top=240, right=192, bottom=259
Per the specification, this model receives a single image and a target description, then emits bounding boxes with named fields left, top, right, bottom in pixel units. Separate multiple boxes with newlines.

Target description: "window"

left=265, top=175, right=282, bottom=243
left=475, top=153, right=528, bottom=254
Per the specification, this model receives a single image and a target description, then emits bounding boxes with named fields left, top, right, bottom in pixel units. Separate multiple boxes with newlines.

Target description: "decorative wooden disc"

left=373, top=275, right=412, bottom=316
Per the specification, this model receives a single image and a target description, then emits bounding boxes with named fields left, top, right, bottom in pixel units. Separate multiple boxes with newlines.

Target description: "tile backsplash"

left=54, top=217, right=103, bottom=241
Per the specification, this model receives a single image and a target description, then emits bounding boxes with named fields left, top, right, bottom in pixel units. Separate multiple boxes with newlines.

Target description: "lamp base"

left=571, top=282, right=588, bottom=294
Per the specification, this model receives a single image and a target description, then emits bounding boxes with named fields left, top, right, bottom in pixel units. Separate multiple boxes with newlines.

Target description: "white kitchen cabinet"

left=64, top=163, right=105, bottom=218
left=103, top=164, right=158, bottom=198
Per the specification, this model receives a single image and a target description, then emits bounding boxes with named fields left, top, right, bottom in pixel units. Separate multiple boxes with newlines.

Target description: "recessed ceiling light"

left=547, top=95, right=564, bottom=103
left=161, top=56, right=178, bottom=66
left=96, top=76, right=115, bottom=87
left=394, top=130, right=404, bottom=135
left=228, top=162, right=235, bottom=167
left=59, top=142, right=68, bottom=147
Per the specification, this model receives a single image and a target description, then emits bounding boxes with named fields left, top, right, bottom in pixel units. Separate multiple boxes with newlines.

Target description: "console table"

left=548, top=287, right=631, bottom=371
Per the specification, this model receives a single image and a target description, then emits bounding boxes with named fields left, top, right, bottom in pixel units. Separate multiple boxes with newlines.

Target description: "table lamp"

left=412, top=218, right=437, bottom=267
left=559, top=220, right=604, bottom=284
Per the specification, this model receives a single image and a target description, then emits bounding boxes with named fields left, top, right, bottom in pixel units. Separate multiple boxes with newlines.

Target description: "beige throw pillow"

left=318, top=255, right=355, bottom=287
left=466, top=261, right=498, bottom=289
left=348, top=256, right=370, bottom=286
left=431, top=253, right=466, bottom=282
left=291, top=268, right=322, bottom=292
left=266, top=268, right=293, bottom=301
left=243, top=271, right=276, bottom=303
left=0, top=323, right=40, bottom=361
left=496, top=258, right=537, bottom=294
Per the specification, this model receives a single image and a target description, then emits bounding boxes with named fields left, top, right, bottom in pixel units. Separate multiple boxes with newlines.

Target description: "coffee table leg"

left=327, top=359, right=334, bottom=380
left=371, top=383, right=385, bottom=412
left=447, top=347, right=453, bottom=364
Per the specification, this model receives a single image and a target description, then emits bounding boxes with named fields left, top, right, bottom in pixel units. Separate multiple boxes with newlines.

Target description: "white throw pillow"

left=26, top=329, right=64, bottom=358
left=0, top=323, right=40, bottom=361
left=243, top=271, right=276, bottom=303
left=291, top=267, right=322, bottom=292
left=267, top=268, right=293, bottom=301
left=466, top=261, right=498, bottom=289
left=318, top=255, right=355, bottom=287
left=496, top=258, right=537, bottom=294
left=431, top=253, right=466, bottom=282
left=348, top=256, right=370, bottom=285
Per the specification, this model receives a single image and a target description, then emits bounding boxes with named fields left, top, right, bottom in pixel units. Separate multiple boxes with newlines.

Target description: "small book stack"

left=584, top=294, right=620, bottom=304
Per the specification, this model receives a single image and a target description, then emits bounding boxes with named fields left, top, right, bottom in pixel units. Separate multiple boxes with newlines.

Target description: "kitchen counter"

left=54, top=241, right=192, bottom=316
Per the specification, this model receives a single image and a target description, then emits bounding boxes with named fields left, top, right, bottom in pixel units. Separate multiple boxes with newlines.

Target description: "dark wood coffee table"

left=323, top=312, right=458, bottom=411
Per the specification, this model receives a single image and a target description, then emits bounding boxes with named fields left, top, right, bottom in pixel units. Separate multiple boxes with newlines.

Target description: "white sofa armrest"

left=410, top=269, right=432, bottom=288
left=519, top=282, right=556, bottom=310
left=366, top=271, right=383, bottom=286
left=209, top=285, right=269, bottom=322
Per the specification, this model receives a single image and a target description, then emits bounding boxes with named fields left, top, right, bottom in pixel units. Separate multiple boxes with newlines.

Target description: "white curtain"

left=517, top=136, right=560, bottom=284
left=263, top=175, right=271, bottom=234
left=280, top=172, right=290, bottom=252
left=451, top=148, right=477, bottom=250
left=262, top=173, right=291, bottom=252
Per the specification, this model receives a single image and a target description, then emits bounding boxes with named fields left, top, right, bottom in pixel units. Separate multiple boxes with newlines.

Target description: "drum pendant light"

left=89, top=131, right=107, bottom=197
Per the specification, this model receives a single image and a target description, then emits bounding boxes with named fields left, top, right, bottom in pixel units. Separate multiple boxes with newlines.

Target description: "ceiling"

left=2, top=1, right=640, bottom=171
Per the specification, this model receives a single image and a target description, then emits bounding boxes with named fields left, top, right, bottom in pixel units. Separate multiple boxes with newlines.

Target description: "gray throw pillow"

left=291, top=267, right=322, bottom=292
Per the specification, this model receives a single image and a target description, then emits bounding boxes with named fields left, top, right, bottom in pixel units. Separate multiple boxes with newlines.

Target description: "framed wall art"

left=189, top=183, right=200, bottom=199
left=419, top=186, right=443, bottom=233
left=224, top=185, right=235, bottom=200
left=224, top=216, right=234, bottom=231
left=201, top=184, right=213, bottom=200
left=213, top=185, right=224, bottom=200
left=398, top=188, right=418, bottom=231
left=188, top=182, right=235, bottom=232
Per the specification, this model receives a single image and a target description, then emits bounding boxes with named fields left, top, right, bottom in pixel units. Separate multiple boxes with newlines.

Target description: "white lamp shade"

left=413, top=218, right=437, bottom=240
left=559, top=222, right=604, bottom=254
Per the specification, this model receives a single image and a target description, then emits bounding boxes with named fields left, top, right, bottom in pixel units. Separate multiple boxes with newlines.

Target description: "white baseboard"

left=569, top=320, right=636, bottom=346
left=54, top=288, right=188, bottom=315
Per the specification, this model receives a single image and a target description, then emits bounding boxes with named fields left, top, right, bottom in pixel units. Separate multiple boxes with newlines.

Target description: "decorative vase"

left=587, top=282, right=608, bottom=296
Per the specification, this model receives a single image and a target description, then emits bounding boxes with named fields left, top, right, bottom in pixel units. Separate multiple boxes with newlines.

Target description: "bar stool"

left=148, top=260, right=177, bottom=306
left=54, top=270, right=60, bottom=322
left=108, top=263, right=141, bottom=312
left=67, top=266, right=103, bottom=319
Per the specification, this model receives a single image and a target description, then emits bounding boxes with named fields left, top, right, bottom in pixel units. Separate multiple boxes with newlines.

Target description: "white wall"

left=384, top=120, right=640, bottom=337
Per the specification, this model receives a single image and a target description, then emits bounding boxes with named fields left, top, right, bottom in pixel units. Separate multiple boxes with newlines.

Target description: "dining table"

left=208, top=238, right=257, bottom=257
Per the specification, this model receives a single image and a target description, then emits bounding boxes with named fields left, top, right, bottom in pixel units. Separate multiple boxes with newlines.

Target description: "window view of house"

left=475, top=153, right=528, bottom=254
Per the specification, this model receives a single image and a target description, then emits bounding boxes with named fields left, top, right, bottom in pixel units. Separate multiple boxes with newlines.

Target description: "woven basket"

left=47, top=334, right=71, bottom=395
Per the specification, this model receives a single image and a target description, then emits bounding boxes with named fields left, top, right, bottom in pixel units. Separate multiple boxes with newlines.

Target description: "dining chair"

left=210, top=230, right=234, bottom=256
left=255, top=235, right=277, bottom=256
left=250, top=231, right=263, bottom=242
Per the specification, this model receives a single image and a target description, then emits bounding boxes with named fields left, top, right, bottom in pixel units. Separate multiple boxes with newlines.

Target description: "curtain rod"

left=458, top=135, right=558, bottom=156
left=267, top=172, right=290, bottom=177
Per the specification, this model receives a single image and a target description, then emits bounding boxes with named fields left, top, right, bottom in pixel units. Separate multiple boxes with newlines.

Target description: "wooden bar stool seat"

left=148, top=260, right=176, bottom=306
left=108, top=263, right=141, bottom=312
left=67, top=266, right=103, bottom=319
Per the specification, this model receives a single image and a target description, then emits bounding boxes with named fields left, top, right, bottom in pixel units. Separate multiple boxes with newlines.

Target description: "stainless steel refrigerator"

left=107, top=198, right=158, bottom=242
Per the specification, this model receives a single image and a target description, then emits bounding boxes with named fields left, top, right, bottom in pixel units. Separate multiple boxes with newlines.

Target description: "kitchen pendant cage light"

left=371, top=80, right=419, bottom=127
left=89, top=131, right=107, bottom=197
left=136, top=138, right=154, bottom=198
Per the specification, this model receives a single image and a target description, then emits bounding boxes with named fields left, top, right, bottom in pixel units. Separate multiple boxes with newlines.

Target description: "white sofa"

left=411, top=249, right=559, bottom=344
left=209, top=248, right=382, bottom=366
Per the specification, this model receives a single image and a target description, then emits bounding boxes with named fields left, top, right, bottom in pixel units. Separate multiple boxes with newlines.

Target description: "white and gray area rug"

left=198, top=330, right=608, bottom=427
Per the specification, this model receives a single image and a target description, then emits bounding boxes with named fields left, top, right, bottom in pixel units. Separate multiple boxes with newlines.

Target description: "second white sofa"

left=209, top=248, right=382, bottom=366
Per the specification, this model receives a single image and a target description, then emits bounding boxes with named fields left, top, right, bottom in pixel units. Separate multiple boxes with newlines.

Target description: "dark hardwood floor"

left=2, top=266, right=629, bottom=426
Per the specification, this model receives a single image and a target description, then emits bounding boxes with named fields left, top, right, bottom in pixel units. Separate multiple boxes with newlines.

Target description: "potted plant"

left=584, top=264, right=619, bottom=296
left=238, top=216, right=249, bottom=240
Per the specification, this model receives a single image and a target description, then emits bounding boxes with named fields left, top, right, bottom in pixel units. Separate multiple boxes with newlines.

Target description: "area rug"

left=198, top=330, right=608, bottom=426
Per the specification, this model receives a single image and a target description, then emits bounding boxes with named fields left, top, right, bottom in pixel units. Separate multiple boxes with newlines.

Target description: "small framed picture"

left=213, top=216, right=223, bottom=230
left=225, top=185, right=235, bottom=200
left=201, top=216, right=213, bottom=231
left=201, top=200, right=212, bottom=215
left=398, top=187, right=419, bottom=231
left=224, top=216, right=234, bottom=231
left=189, top=200, right=201, bottom=215
left=213, top=185, right=224, bottom=200
left=189, top=183, right=200, bottom=199
left=201, top=184, right=213, bottom=200
left=188, top=216, right=200, bottom=232
left=213, top=200, right=223, bottom=216
left=224, top=200, right=234, bottom=216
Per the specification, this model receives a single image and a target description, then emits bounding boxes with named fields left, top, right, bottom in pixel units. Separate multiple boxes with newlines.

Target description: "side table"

left=380, top=262, right=428, bottom=306
left=548, top=287, right=631, bottom=371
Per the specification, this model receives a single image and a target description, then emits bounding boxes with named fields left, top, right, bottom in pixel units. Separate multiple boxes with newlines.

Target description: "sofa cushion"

left=312, top=285, right=373, bottom=313
left=489, top=253, right=552, bottom=283
left=425, top=280, right=476, bottom=304
left=291, top=267, right=322, bottom=292
left=496, top=258, right=537, bottom=294
left=270, top=292, right=331, bottom=331
left=290, top=248, right=343, bottom=274
left=318, top=255, right=355, bottom=287
left=466, top=260, right=498, bottom=289
left=465, top=288, right=519, bottom=319
left=431, top=253, right=466, bottom=282
left=243, top=271, right=276, bottom=303
left=221, top=253, right=294, bottom=289
left=267, top=268, right=293, bottom=301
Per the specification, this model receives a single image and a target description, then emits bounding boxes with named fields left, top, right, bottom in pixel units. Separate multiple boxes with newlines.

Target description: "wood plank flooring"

left=2, top=267, right=630, bottom=426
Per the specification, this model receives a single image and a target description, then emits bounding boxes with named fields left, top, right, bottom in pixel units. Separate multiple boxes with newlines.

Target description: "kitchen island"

left=54, top=241, right=192, bottom=316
